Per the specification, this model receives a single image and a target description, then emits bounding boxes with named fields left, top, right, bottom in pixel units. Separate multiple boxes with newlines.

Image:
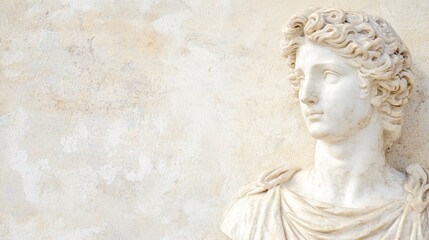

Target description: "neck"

left=309, top=114, right=396, bottom=207
left=314, top=116, right=386, bottom=180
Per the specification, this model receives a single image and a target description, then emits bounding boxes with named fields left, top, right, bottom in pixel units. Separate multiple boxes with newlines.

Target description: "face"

left=295, top=43, right=372, bottom=142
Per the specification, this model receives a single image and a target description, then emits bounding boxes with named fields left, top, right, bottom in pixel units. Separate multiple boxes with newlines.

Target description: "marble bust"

left=221, top=8, right=429, bottom=240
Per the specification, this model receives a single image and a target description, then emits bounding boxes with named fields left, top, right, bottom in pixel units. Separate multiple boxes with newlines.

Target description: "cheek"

left=332, top=99, right=372, bottom=128
left=325, top=84, right=362, bottom=110
left=323, top=97, right=361, bottom=124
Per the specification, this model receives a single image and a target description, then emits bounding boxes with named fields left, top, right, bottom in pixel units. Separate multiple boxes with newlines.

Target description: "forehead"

left=295, top=43, right=353, bottom=72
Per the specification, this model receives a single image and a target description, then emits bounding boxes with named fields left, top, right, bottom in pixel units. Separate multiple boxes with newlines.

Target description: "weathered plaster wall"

left=1, top=0, right=428, bottom=239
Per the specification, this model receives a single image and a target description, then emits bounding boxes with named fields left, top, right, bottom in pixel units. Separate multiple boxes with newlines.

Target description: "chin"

left=309, top=131, right=330, bottom=140
left=307, top=124, right=337, bottom=140
left=308, top=124, right=353, bottom=142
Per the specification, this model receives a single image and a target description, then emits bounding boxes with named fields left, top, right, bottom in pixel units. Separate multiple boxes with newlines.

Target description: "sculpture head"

left=281, top=8, right=414, bottom=148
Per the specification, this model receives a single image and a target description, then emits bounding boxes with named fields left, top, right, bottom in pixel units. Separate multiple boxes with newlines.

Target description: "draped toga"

left=221, top=164, right=429, bottom=240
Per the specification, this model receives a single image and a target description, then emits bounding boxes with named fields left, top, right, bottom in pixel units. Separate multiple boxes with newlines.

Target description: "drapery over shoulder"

left=221, top=164, right=429, bottom=240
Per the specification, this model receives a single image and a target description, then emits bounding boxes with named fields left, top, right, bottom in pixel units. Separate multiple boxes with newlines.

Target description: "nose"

left=299, top=77, right=319, bottom=105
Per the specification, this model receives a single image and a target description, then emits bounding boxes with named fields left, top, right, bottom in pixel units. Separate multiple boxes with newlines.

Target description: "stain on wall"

left=1, top=0, right=428, bottom=239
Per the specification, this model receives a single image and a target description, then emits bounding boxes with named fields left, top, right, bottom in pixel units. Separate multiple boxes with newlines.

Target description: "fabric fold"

left=222, top=164, right=429, bottom=240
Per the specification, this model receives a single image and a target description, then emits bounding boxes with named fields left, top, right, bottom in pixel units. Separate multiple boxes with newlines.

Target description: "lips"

left=306, top=111, right=323, bottom=121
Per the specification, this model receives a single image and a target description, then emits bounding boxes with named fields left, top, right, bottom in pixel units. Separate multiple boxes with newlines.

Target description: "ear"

left=370, top=85, right=389, bottom=107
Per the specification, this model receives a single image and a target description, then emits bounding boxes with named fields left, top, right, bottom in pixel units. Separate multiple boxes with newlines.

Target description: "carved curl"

left=281, top=8, right=415, bottom=148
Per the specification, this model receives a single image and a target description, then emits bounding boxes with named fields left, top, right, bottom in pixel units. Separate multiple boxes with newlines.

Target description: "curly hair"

left=281, top=8, right=414, bottom=148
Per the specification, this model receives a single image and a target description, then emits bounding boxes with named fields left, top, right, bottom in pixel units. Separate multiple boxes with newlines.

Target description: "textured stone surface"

left=0, top=0, right=428, bottom=239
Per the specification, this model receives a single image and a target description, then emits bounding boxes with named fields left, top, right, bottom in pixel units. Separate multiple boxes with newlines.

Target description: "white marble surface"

left=289, top=42, right=406, bottom=208
left=222, top=9, right=429, bottom=238
left=1, top=1, right=429, bottom=239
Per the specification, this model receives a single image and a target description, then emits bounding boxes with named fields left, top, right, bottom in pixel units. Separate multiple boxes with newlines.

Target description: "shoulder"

left=230, top=165, right=300, bottom=198
left=221, top=165, right=299, bottom=239
left=404, top=163, right=429, bottom=213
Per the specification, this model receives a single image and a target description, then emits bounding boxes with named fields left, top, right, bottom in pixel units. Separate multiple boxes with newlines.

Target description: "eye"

left=323, top=70, right=341, bottom=83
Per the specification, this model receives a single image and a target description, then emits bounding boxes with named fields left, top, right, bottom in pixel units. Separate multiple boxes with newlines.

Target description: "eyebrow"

left=295, top=62, right=346, bottom=74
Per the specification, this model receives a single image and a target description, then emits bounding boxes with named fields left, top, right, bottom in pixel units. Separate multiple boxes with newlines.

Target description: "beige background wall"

left=1, top=0, right=428, bottom=239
